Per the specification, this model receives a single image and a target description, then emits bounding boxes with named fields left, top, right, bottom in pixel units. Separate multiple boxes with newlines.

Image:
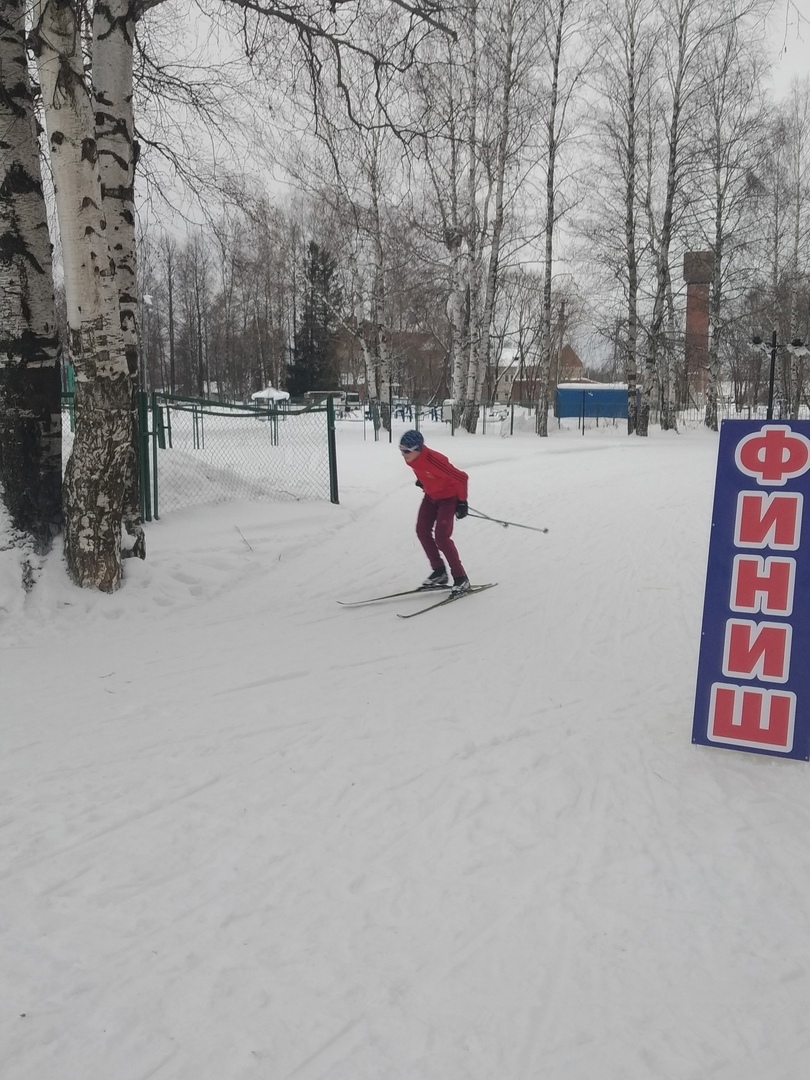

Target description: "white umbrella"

left=251, top=387, right=290, bottom=402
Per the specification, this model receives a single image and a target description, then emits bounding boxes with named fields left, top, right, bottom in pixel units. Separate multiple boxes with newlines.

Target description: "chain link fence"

left=61, top=392, right=339, bottom=520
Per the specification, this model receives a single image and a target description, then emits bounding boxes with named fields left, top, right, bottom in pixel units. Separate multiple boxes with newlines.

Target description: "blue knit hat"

left=399, top=429, right=424, bottom=451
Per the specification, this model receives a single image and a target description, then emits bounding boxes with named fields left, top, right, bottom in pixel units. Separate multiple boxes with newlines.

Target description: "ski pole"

left=467, top=506, right=549, bottom=533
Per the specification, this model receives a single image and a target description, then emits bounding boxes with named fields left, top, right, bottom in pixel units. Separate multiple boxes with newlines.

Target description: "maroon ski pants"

left=416, top=496, right=466, bottom=579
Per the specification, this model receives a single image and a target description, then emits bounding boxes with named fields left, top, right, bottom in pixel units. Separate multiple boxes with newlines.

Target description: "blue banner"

left=693, top=420, right=810, bottom=760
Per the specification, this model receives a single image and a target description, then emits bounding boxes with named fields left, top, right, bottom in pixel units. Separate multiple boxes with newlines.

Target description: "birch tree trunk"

left=788, top=345, right=805, bottom=420
left=415, top=25, right=476, bottom=420
left=0, top=0, right=62, bottom=549
left=787, top=84, right=810, bottom=419
left=32, top=0, right=132, bottom=592
left=705, top=211, right=723, bottom=431
left=638, top=14, right=686, bottom=437
left=367, top=140, right=392, bottom=432
left=464, top=0, right=516, bottom=434
left=458, top=0, right=480, bottom=427
left=447, top=228, right=467, bottom=408
left=662, top=273, right=678, bottom=429
left=703, top=81, right=725, bottom=432
left=93, top=0, right=145, bottom=557
left=537, top=0, right=565, bottom=437
left=162, top=234, right=177, bottom=394
left=625, top=196, right=640, bottom=434
left=622, top=1, right=646, bottom=436
left=695, top=13, right=767, bottom=429
left=703, top=82, right=731, bottom=433
left=593, top=0, right=656, bottom=435
left=444, top=61, right=468, bottom=415
left=639, top=0, right=718, bottom=435
left=462, top=162, right=487, bottom=427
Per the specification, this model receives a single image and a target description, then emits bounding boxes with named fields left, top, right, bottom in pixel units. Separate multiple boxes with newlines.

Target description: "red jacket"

left=406, top=445, right=468, bottom=501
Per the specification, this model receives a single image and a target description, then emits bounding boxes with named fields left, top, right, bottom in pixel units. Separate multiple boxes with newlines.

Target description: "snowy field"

left=3, top=417, right=810, bottom=1080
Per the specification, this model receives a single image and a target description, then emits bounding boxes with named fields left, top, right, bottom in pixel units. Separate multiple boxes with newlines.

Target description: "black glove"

left=415, top=479, right=423, bottom=489
left=455, top=500, right=468, bottom=520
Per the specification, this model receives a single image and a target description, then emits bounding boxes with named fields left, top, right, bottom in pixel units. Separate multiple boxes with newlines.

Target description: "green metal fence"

left=62, top=391, right=339, bottom=522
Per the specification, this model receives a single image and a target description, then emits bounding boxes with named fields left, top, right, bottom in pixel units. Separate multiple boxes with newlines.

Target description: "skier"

left=399, top=429, right=470, bottom=595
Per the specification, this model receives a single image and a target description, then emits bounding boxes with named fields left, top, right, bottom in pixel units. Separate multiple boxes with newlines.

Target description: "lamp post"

left=751, top=330, right=778, bottom=419
left=752, top=332, right=806, bottom=420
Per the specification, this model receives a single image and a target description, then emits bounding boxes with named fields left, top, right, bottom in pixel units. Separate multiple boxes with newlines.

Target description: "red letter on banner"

left=722, top=620, right=792, bottom=682
left=730, top=555, right=795, bottom=615
left=735, top=426, right=810, bottom=486
left=735, top=492, right=803, bottom=550
left=709, top=684, right=795, bottom=752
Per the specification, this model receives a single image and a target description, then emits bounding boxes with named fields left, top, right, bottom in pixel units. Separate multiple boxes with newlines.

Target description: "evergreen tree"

left=288, top=242, right=341, bottom=396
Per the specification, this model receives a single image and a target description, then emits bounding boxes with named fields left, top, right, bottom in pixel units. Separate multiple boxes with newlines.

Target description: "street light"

left=752, top=332, right=806, bottom=420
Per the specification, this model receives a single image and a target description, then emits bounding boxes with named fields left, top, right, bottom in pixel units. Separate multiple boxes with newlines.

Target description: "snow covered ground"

left=3, top=417, right=810, bottom=1080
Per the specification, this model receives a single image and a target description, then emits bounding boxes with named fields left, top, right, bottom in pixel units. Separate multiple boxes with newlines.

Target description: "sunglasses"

left=400, top=446, right=418, bottom=454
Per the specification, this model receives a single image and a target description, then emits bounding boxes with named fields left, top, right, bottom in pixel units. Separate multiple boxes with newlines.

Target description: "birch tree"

left=412, top=0, right=548, bottom=431
left=463, top=0, right=520, bottom=432
left=411, top=5, right=478, bottom=425
left=93, top=0, right=146, bottom=556
left=309, top=88, right=399, bottom=432
left=689, top=19, right=768, bottom=430
left=534, top=0, right=590, bottom=436
left=0, top=0, right=62, bottom=549
left=31, top=0, right=134, bottom=590
left=636, top=0, right=696, bottom=435
left=637, top=0, right=765, bottom=434
left=175, top=231, right=212, bottom=396
left=161, top=232, right=177, bottom=393
left=743, top=105, right=795, bottom=416
left=459, top=0, right=553, bottom=433
left=784, top=79, right=810, bottom=418
left=590, top=0, right=657, bottom=434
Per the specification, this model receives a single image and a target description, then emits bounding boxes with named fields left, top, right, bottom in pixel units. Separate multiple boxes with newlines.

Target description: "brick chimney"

left=683, top=251, right=715, bottom=398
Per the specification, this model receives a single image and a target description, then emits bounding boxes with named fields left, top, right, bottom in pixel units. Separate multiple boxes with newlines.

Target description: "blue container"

left=555, top=385, right=631, bottom=420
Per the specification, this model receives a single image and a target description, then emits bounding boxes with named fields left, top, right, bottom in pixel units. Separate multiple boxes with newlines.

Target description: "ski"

left=396, top=583, right=497, bottom=619
left=338, top=585, right=450, bottom=607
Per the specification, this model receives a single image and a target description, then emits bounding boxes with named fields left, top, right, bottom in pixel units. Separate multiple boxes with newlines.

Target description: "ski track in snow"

left=2, top=421, right=810, bottom=1079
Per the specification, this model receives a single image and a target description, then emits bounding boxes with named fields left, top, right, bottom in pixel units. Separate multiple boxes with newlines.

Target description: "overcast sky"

left=768, top=0, right=810, bottom=96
